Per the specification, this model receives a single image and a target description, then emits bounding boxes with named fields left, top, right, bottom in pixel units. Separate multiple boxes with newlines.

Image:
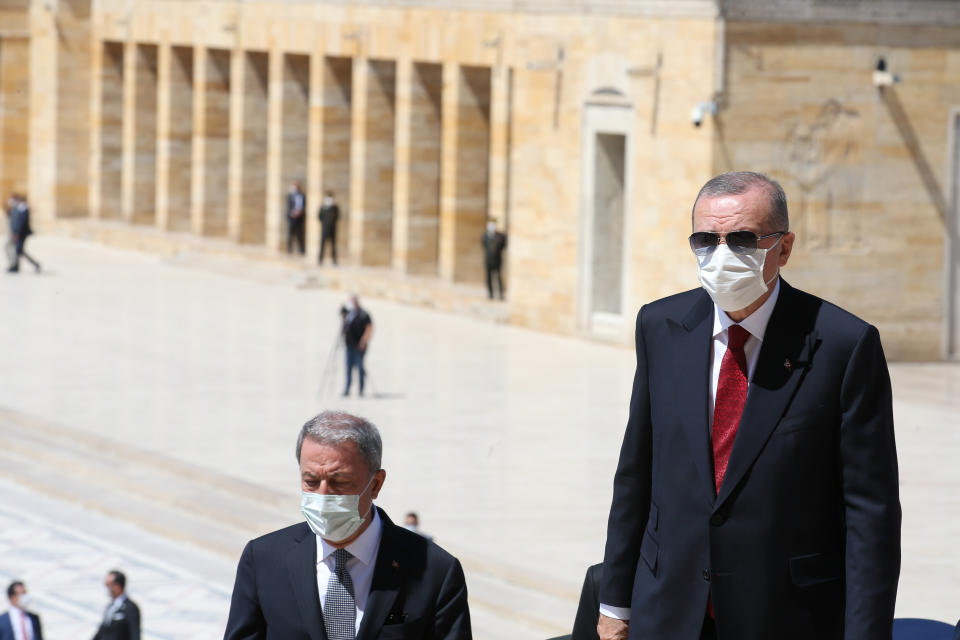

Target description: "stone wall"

left=0, top=36, right=30, bottom=202
left=718, top=21, right=960, bottom=359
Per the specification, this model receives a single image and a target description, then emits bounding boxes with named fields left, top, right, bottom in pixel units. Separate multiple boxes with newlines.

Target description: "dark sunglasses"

left=689, top=230, right=786, bottom=256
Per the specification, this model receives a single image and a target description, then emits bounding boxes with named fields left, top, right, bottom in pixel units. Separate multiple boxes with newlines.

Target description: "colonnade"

left=89, top=40, right=512, bottom=284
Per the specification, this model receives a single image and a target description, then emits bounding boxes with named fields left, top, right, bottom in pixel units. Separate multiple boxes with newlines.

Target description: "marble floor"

left=1, top=235, right=958, bottom=638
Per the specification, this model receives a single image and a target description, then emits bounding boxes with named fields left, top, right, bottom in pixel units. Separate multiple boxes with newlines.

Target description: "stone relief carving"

left=777, top=99, right=864, bottom=252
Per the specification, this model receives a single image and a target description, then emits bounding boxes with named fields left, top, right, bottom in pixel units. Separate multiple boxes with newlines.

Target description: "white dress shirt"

left=8, top=606, right=34, bottom=640
left=599, top=280, right=781, bottom=622
left=316, top=506, right=383, bottom=634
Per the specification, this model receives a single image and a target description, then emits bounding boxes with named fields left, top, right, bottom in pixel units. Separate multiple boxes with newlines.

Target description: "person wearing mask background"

left=224, top=411, right=471, bottom=639
left=599, top=172, right=900, bottom=640
left=0, top=580, right=43, bottom=640
left=319, top=190, right=340, bottom=265
left=6, top=195, right=40, bottom=274
left=342, top=295, right=373, bottom=397
left=92, top=570, right=140, bottom=640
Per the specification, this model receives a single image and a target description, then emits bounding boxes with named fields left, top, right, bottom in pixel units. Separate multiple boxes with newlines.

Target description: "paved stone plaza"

left=1, top=235, right=958, bottom=638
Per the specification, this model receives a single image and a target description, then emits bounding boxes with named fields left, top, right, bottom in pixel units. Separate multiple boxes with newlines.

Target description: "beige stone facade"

left=2, top=0, right=959, bottom=359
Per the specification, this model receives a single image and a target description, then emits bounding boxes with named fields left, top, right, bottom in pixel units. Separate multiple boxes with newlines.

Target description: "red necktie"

left=712, top=324, right=750, bottom=493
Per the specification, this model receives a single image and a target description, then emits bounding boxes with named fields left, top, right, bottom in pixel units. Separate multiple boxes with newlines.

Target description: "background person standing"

left=319, top=190, right=340, bottom=265
left=0, top=580, right=43, bottom=640
left=481, top=218, right=507, bottom=300
left=286, top=181, right=306, bottom=255
left=93, top=570, right=140, bottom=640
left=342, top=295, right=373, bottom=397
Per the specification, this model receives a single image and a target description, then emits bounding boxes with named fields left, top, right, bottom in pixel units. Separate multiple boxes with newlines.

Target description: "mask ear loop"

left=760, top=235, right=784, bottom=287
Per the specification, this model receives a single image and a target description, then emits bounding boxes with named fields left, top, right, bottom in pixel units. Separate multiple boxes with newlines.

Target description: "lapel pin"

left=784, top=358, right=792, bottom=371
left=392, top=560, right=400, bottom=570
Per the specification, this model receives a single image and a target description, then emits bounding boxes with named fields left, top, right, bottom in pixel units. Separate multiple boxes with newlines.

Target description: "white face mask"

left=323, top=196, right=334, bottom=206
left=486, top=222, right=496, bottom=233
left=301, top=475, right=376, bottom=543
left=18, top=594, right=34, bottom=611
left=696, top=239, right=781, bottom=312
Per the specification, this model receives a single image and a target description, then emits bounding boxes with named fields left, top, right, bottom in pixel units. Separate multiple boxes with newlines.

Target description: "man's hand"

left=598, top=614, right=629, bottom=640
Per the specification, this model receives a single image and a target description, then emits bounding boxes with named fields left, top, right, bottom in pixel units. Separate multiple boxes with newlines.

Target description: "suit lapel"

left=357, top=509, right=402, bottom=640
left=287, top=524, right=327, bottom=640
left=716, top=281, right=821, bottom=506
left=671, top=290, right=718, bottom=504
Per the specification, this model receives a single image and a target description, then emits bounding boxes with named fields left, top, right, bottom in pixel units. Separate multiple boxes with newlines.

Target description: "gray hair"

left=295, top=411, right=383, bottom=472
left=692, top=171, right=789, bottom=232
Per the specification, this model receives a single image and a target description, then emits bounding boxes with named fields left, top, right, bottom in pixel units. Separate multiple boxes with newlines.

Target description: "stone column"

left=391, top=56, right=412, bottom=273
left=191, top=47, right=206, bottom=235
left=131, top=43, right=158, bottom=226
left=120, top=40, right=136, bottom=223
left=227, top=47, right=243, bottom=241
left=488, top=65, right=512, bottom=232
left=28, top=3, right=57, bottom=228
left=88, top=35, right=103, bottom=220
left=155, top=41, right=172, bottom=230
left=265, top=47, right=284, bottom=252
left=438, top=62, right=459, bottom=282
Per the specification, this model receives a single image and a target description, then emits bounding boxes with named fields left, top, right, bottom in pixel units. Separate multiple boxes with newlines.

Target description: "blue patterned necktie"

left=324, top=548, right=356, bottom=640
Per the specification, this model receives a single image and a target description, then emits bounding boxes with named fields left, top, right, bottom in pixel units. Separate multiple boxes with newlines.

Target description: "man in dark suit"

left=287, top=181, right=307, bottom=255
left=599, top=172, right=900, bottom=640
left=481, top=218, right=507, bottom=300
left=6, top=195, right=40, bottom=273
left=225, top=410, right=471, bottom=640
left=319, top=190, right=340, bottom=265
left=1, top=580, right=43, bottom=640
left=93, top=570, right=140, bottom=640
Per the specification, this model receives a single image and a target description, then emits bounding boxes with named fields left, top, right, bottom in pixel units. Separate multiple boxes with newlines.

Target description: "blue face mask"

left=300, top=474, right=375, bottom=543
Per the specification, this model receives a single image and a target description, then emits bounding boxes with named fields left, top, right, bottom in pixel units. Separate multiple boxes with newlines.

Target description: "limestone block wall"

left=55, top=0, right=91, bottom=219
left=0, top=36, right=30, bottom=202
left=717, top=21, right=960, bottom=359
left=280, top=53, right=309, bottom=248
left=404, top=62, right=442, bottom=276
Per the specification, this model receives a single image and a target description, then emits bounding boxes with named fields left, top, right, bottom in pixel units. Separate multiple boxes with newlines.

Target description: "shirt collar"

left=712, top=277, right=781, bottom=342
left=317, top=506, right=382, bottom=568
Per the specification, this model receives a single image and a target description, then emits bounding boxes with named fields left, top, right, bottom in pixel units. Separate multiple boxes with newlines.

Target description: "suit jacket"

left=8, top=204, right=31, bottom=237
left=319, top=203, right=339, bottom=232
left=224, top=507, right=472, bottom=640
left=287, top=192, right=306, bottom=221
left=92, top=597, right=140, bottom=640
left=0, top=610, right=43, bottom=640
left=571, top=563, right=602, bottom=640
left=481, top=231, right=506, bottom=268
left=601, top=280, right=900, bottom=640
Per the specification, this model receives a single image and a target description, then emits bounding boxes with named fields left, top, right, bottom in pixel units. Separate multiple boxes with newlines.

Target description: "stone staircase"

left=0, top=406, right=576, bottom=639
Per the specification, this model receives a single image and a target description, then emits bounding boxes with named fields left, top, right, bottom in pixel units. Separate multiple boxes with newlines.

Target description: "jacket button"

left=710, top=513, right=726, bottom=526
left=702, top=569, right=711, bottom=582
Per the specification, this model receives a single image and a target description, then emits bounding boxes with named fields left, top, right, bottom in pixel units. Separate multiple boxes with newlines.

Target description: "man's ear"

left=778, top=232, right=796, bottom=267
left=370, top=469, right=387, bottom=499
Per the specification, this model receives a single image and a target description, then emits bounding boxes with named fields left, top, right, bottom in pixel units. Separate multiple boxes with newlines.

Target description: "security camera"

left=690, top=101, right=718, bottom=127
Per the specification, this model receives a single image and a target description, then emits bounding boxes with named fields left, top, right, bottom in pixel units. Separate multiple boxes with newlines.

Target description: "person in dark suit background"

left=6, top=194, right=40, bottom=273
left=0, top=580, right=43, bottom=640
left=599, top=172, right=900, bottom=640
left=341, top=295, right=373, bottom=397
left=481, top=218, right=507, bottom=300
left=319, top=190, right=340, bottom=265
left=287, top=181, right=307, bottom=255
left=224, top=410, right=471, bottom=639
left=93, top=570, right=140, bottom=640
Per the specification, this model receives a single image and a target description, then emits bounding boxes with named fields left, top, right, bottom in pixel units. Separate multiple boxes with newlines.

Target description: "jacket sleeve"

left=224, top=542, right=267, bottom=640
left=433, top=557, right=472, bottom=640
left=126, top=603, right=141, bottom=640
left=600, top=306, right=653, bottom=609
left=839, top=324, right=901, bottom=639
